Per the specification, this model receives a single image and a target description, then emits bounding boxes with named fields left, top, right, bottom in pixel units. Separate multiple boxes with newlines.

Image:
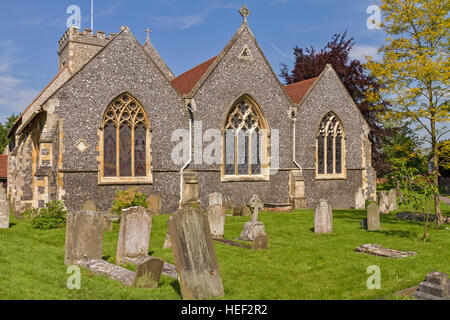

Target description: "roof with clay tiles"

left=0, top=155, right=7, bottom=179
left=283, top=77, right=319, bottom=105
left=171, top=56, right=217, bottom=96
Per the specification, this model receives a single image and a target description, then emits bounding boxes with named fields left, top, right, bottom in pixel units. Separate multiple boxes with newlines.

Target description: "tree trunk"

left=431, top=117, right=444, bottom=228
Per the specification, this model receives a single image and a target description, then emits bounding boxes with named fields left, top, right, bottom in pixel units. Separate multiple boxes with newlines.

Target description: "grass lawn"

left=0, top=200, right=449, bottom=300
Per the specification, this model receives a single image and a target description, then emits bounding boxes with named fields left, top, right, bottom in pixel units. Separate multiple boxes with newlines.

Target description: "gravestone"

left=207, top=205, right=226, bottom=239
left=252, top=234, right=268, bottom=250
left=147, top=194, right=162, bottom=215
left=102, top=212, right=114, bottom=232
left=116, top=206, right=152, bottom=265
left=366, top=203, right=380, bottom=231
left=0, top=187, right=6, bottom=200
left=0, top=198, right=10, bottom=229
left=314, top=199, right=332, bottom=234
left=388, top=189, right=398, bottom=212
left=133, top=257, right=164, bottom=289
left=65, top=210, right=103, bottom=265
left=355, top=188, right=365, bottom=209
left=163, top=233, right=171, bottom=249
left=168, top=207, right=224, bottom=300
left=209, top=193, right=223, bottom=207
left=378, top=191, right=389, bottom=214
left=239, top=195, right=266, bottom=241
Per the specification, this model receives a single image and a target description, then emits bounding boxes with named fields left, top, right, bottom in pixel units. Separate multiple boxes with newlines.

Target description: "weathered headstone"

left=366, top=203, right=380, bottom=231
left=355, top=188, right=365, bottom=210
left=314, top=199, right=332, bottom=234
left=378, top=191, right=389, bottom=214
left=133, top=257, right=164, bottom=289
left=0, top=187, right=6, bottom=200
left=102, top=212, right=114, bottom=232
left=168, top=207, right=224, bottom=300
left=209, top=193, right=223, bottom=207
left=239, top=195, right=266, bottom=241
left=252, top=234, right=268, bottom=250
left=163, top=232, right=171, bottom=249
left=65, top=210, right=103, bottom=265
left=207, top=205, right=226, bottom=239
left=0, top=199, right=10, bottom=229
left=147, top=194, right=162, bottom=215
left=116, top=206, right=152, bottom=265
left=388, top=189, right=398, bottom=212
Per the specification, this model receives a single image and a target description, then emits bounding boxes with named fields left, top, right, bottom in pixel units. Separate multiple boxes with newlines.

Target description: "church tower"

left=57, top=27, right=116, bottom=73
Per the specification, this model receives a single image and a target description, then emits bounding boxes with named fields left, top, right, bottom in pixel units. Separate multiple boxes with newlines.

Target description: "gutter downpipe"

left=180, top=104, right=194, bottom=208
left=292, top=112, right=303, bottom=175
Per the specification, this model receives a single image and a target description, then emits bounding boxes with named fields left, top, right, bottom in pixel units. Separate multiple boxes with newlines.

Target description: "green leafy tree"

left=0, top=115, right=18, bottom=154
left=366, top=0, right=449, bottom=227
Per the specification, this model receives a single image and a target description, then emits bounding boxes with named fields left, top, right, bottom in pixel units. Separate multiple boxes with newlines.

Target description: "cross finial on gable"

left=239, top=5, right=251, bottom=24
left=145, top=28, right=152, bottom=42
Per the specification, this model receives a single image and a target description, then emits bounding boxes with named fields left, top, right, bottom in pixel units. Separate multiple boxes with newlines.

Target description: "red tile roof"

left=0, top=155, right=7, bottom=179
left=283, top=77, right=318, bottom=104
left=171, top=56, right=217, bottom=95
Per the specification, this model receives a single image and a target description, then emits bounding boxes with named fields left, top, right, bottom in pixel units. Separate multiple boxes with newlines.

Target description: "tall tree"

left=0, top=115, right=18, bottom=154
left=366, top=0, right=449, bottom=227
left=280, top=32, right=394, bottom=177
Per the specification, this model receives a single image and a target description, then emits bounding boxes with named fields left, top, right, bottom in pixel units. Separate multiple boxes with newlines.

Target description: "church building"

left=6, top=7, right=376, bottom=214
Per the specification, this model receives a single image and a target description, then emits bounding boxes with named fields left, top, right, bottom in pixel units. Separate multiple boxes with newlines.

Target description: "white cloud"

left=155, top=14, right=203, bottom=30
left=349, top=45, right=381, bottom=62
left=0, top=41, right=39, bottom=123
left=269, top=41, right=290, bottom=58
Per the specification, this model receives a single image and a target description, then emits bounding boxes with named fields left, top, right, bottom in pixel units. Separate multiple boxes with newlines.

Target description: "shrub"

left=22, top=207, right=39, bottom=220
left=31, top=200, right=67, bottom=230
left=111, top=187, right=148, bottom=215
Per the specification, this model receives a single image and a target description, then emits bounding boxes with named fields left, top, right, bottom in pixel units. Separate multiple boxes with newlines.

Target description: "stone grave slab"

left=355, top=244, right=416, bottom=258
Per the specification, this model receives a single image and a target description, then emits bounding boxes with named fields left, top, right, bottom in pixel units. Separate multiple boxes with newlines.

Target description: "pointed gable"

left=171, top=56, right=217, bottom=96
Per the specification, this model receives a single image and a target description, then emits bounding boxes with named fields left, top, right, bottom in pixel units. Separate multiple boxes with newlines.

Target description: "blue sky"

left=0, top=0, right=386, bottom=123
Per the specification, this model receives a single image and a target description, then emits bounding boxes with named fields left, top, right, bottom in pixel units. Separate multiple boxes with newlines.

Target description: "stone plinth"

left=239, top=222, right=266, bottom=241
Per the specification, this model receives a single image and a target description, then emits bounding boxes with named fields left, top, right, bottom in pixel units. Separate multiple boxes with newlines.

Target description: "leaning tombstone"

left=207, top=205, right=226, bottom=239
left=366, top=203, right=380, bottom=231
left=147, top=194, right=162, bottom=215
left=314, top=199, right=333, bottom=234
left=252, top=234, right=268, bottom=250
left=65, top=210, right=103, bottom=265
left=116, top=206, right=152, bottom=265
left=378, top=191, right=389, bottom=214
left=209, top=193, right=223, bottom=207
left=168, top=207, right=224, bottom=300
left=133, top=257, right=164, bottom=289
left=239, top=195, right=266, bottom=241
left=388, top=189, right=398, bottom=212
left=233, top=206, right=244, bottom=217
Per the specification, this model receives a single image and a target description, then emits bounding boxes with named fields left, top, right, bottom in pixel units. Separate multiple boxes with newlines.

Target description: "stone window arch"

left=222, top=95, right=269, bottom=181
left=316, top=112, right=346, bottom=179
left=99, top=93, right=152, bottom=184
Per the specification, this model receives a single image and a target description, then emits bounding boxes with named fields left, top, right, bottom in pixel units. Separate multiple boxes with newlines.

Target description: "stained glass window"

left=102, top=93, right=149, bottom=180
left=104, top=122, right=116, bottom=177
left=317, top=112, right=344, bottom=176
left=224, top=96, right=265, bottom=177
left=135, top=124, right=146, bottom=176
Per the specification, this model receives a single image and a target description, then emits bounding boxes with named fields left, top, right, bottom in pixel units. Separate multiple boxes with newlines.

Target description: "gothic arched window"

left=100, top=93, right=151, bottom=183
left=223, top=95, right=268, bottom=180
left=316, top=112, right=345, bottom=178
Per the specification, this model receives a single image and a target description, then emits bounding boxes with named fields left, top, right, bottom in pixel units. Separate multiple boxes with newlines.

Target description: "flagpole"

left=91, top=0, right=94, bottom=31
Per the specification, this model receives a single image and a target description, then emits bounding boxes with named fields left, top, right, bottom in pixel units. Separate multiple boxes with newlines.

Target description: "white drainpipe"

left=180, top=104, right=194, bottom=207
left=292, top=114, right=303, bottom=174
